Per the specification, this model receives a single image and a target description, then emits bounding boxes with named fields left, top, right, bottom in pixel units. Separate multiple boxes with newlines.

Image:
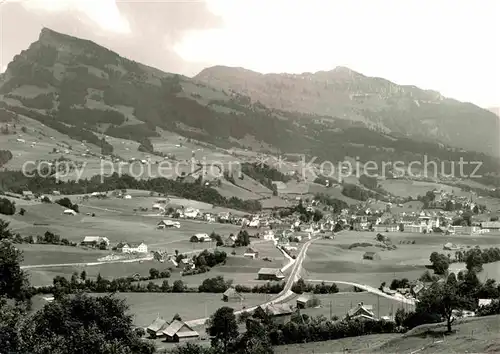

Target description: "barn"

left=363, top=251, right=381, bottom=260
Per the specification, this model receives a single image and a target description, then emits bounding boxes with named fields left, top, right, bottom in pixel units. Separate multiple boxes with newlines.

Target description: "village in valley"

left=1, top=150, right=499, bottom=352
left=0, top=13, right=499, bottom=353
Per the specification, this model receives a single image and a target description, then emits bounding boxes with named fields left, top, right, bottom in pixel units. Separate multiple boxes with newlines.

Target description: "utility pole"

left=377, top=295, right=380, bottom=318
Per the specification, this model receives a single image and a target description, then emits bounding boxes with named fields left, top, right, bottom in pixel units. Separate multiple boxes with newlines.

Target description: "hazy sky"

left=1, top=0, right=499, bottom=108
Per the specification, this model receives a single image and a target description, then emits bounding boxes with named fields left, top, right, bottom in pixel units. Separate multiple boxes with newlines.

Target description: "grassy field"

left=215, top=179, right=263, bottom=200
left=5, top=201, right=241, bottom=247
left=373, top=315, right=500, bottom=353
left=95, top=292, right=269, bottom=327
left=274, top=334, right=399, bottom=354
left=379, top=180, right=463, bottom=198
left=17, top=244, right=108, bottom=265
left=142, top=242, right=285, bottom=288
left=307, top=183, right=359, bottom=205
left=303, top=232, right=500, bottom=287
left=25, top=240, right=285, bottom=287
left=274, top=315, right=500, bottom=354
left=31, top=292, right=269, bottom=328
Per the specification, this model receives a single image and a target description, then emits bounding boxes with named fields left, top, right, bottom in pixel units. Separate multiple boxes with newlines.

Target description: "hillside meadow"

left=303, top=231, right=500, bottom=287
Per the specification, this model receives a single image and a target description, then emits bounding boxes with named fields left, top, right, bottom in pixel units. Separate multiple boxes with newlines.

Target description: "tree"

left=149, top=268, right=160, bottom=279
left=0, top=296, right=26, bottom=353
left=465, top=249, right=483, bottom=272
left=80, top=270, right=87, bottom=282
left=18, top=293, right=156, bottom=354
left=0, top=198, right=16, bottom=215
left=168, top=342, right=213, bottom=354
left=206, top=306, right=239, bottom=353
left=0, top=219, right=14, bottom=241
left=19, top=208, right=26, bottom=216
left=235, top=230, right=250, bottom=247
left=429, top=252, right=450, bottom=275
left=0, top=240, right=31, bottom=301
left=312, top=209, right=323, bottom=222
left=172, top=280, right=186, bottom=293
left=234, top=318, right=273, bottom=354
left=417, top=277, right=468, bottom=332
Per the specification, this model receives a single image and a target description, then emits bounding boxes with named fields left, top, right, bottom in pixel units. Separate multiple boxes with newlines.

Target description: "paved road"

left=185, top=237, right=318, bottom=327
left=305, top=279, right=417, bottom=306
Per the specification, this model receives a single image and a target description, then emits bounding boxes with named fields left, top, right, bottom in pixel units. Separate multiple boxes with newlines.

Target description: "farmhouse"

left=157, top=220, right=181, bottom=229
left=296, top=294, right=319, bottom=309
left=257, top=268, right=285, bottom=281
left=222, top=287, right=244, bottom=302
left=224, top=234, right=236, bottom=247
left=243, top=247, right=259, bottom=259
left=191, top=233, right=211, bottom=242
left=63, top=209, right=77, bottom=216
left=90, top=192, right=106, bottom=198
left=152, top=204, right=165, bottom=212
left=363, top=251, right=381, bottom=261
left=81, top=236, right=110, bottom=247
left=373, top=224, right=398, bottom=233
left=162, top=320, right=199, bottom=342
left=255, top=303, right=293, bottom=325
left=481, top=221, right=500, bottom=231
left=443, top=242, right=460, bottom=251
left=345, top=302, right=376, bottom=321
left=411, top=282, right=425, bottom=296
left=116, top=242, right=148, bottom=254
left=478, top=299, right=493, bottom=307
left=22, top=190, right=33, bottom=199
left=262, top=229, right=275, bottom=241
left=146, top=317, right=169, bottom=338
left=403, top=224, right=425, bottom=233
left=183, top=208, right=200, bottom=219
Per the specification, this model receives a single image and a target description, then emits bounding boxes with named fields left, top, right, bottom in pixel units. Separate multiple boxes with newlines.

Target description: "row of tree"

left=395, top=270, right=500, bottom=332
left=291, top=279, right=339, bottom=294
left=0, top=171, right=262, bottom=212
left=430, top=247, right=500, bottom=275
left=34, top=272, right=286, bottom=297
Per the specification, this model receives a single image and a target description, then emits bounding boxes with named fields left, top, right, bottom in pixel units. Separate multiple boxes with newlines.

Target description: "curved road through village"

left=21, top=233, right=416, bottom=326
left=185, top=236, right=317, bottom=327
left=185, top=236, right=416, bottom=327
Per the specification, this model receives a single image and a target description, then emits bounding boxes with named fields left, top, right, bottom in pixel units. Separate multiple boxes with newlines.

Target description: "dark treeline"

left=342, top=183, right=382, bottom=201
left=0, top=149, right=12, bottom=166
left=313, top=194, right=349, bottom=213
left=291, top=279, right=339, bottom=294
left=240, top=162, right=292, bottom=192
left=396, top=270, right=500, bottom=332
left=251, top=307, right=398, bottom=347
left=456, top=247, right=500, bottom=272
left=33, top=274, right=285, bottom=296
left=0, top=171, right=262, bottom=212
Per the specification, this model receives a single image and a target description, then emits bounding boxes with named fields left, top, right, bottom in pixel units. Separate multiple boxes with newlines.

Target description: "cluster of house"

left=80, top=236, right=149, bottom=254
left=349, top=208, right=500, bottom=235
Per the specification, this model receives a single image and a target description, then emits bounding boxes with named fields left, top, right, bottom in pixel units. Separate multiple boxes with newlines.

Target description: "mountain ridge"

left=195, top=65, right=500, bottom=157
left=0, top=27, right=499, bottom=183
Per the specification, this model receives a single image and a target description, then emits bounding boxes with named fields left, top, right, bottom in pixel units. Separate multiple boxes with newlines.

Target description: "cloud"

left=0, top=0, right=222, bottom=75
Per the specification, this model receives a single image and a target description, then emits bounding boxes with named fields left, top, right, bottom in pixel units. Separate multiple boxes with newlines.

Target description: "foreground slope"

left=275, top=315, right=500, bottom=353
left=195, top=65, right=500, bottom=157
